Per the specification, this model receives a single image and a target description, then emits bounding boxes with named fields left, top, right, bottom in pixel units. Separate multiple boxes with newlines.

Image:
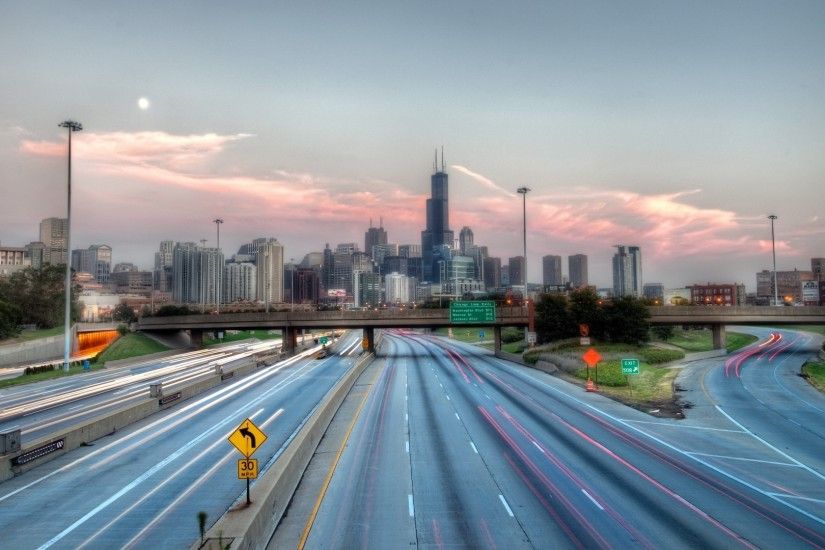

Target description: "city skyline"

left=2, top=3, right=824, bottom=289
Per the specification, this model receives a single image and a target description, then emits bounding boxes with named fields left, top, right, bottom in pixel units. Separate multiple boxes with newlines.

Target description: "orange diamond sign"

left=582, top=348, right=602, bottom=368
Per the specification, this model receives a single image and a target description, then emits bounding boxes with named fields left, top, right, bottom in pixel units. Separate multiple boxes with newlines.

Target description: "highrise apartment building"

left=172, top=242, right=198, bottom=303
left=256, top=238, right=284, bottom=306
left=154, top=240, right=175, bottom=292
left=39, top=217, right=68, bottom=265
left=224, top=262, right=256, bottom=303
left=568, top=254, right=588, bottom=288
left=508, top=256, right=525, bottom=287
left=542, top=255, right=562, bottom=286
left=483, top=257, right=501, bottom=290
left=420, top=151, right=454, bottom=282
left=612, top=246, right=642, bottom=297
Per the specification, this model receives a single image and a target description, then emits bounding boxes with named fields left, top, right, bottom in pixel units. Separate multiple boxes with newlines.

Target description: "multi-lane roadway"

left=0, top=332, right=364, bottom=549
left=301, top=329, right=825, bottom=549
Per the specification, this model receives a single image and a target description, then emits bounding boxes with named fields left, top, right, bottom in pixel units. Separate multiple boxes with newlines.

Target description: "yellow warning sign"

left=228, top=417, right=268, bottom=458
left=237, top=458, right=258, bottom=479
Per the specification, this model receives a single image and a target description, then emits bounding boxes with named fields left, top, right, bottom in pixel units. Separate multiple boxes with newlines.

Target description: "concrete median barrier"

left=196, top=351, right=377, bottom=550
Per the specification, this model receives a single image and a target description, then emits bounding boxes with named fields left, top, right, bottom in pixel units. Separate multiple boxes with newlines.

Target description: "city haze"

left=2, top=2, right=824, bottom=288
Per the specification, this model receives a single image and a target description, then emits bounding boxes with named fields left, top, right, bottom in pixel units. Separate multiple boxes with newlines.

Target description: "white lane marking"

left=687, top=452, right=799, bottom=467
left=470, top=442, right=478, bottom=454
left=112, top=387, right=133, bottom=396
left=408, top=494, right=415, bottom=517
left=766, top=492, right=825, bottom=504
left=715, top=405, right=825, bottom=484
left=67, top=404, right=86, bottom=412
left=405, top=413, right=408, bottom=423
left=439, top=383, right=443, bottom=388
left=405, top=440, right=409, bottom=453
left=498, top=494, right=514, bottom=517
left=619, top=419, right=745, bottom=433
left=454, top=412, right=460, bottom=421
left=446, top=395, right=450, bottom=401
left=582, top=489, right=604, bottom=511
left=531, top=441, right=543, bottom=453
left=502, top=359, right=825, bottom=528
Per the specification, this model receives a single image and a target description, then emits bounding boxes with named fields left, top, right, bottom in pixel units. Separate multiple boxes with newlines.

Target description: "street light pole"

left=213, top=218, right=223, bottom=313
left=517, top=187, right=530, bottom=341
left=59, top=120, right=82, bottom=372
left=768, top=214, right=778, bottom=306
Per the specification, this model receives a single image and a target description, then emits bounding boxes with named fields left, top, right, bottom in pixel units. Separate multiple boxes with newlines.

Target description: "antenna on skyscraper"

left=441, top=146, right=445, bottom=171
left=379, top=216, right=383, bottom=228
left=434, top=148, right=438, bottom=172
left=370, top=217, right=373, bottom=228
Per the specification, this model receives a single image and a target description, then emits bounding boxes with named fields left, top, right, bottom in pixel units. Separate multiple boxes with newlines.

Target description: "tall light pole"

left=290, top=257, right=296, bottom=311
left=517, top=187, right=530, bottom=342
left=768, top=214, right=779, bottom=306
left=213, top=218, right=223, bottom=313
left=59, top=120, right=82, bottom=372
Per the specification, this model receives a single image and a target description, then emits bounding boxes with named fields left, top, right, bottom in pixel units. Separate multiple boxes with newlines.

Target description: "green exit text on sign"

left=621, top=358, right=640, bottom=375
left=449, top=301, right=496, bottom=324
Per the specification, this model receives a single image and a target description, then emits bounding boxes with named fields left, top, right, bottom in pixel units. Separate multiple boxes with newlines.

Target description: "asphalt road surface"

left=302, top=330, right=825, bottom=549
left=0, top=332, right=364, bottom=549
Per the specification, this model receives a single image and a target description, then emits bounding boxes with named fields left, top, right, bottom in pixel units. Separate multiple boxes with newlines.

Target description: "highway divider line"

left=296, top=356, right=381, bottom=549
left=196, top=348, right=378, bottom=550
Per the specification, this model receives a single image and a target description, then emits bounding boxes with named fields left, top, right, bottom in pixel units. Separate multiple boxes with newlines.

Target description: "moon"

left=137, top=97, right=150, bottom=110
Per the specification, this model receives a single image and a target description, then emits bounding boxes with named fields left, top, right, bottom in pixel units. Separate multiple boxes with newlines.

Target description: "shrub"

left=639, top=348, right=684, bottom=364
left=24, top=364, right=57, bottom=375
left=501, top=327, right=524, bottom=344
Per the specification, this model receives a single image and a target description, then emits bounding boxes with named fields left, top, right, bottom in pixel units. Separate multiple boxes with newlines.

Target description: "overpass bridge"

left=137, top=305, right=825, bottom=353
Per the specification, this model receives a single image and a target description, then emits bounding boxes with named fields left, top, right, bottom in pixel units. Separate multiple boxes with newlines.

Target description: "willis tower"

left=421, top=148, right=454, bottom=282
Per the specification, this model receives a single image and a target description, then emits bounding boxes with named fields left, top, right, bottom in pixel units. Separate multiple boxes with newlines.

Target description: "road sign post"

left=582, top=348, right=602, bottom=392
left=229, top=418, right=268, bottom=505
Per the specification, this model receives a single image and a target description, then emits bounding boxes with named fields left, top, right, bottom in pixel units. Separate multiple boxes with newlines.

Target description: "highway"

left=301, top=330, right=825, bottom=549
left=0, top=340, right=285, bottom=443
left=0, top=331, right=364, bottom=549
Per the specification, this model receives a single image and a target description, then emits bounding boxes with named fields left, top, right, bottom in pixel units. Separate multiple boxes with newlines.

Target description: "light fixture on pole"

left=213, top=218, right=223, bottom=313
left=768, top=214, right=778, bottom=306
left=517, top=186, right=530, bottom=342
left=59, top=120, right=82, bottom=372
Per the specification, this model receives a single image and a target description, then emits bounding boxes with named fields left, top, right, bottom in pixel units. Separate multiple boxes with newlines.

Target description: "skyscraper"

left=364, top=220, right=388, bottom=260
left=172, top=242, right=198, bottom=303
left=459, top=226, right=474, bottom=255
left=155, top=240, right=175, bottom=292
left=568, top=254, right=588, bottom=288
left=612, top=245, right=642, bottom=297
left=542, top=255, right=563, bottom=286
left=420, top=149, right=454, bottom=282
left=224, top=262, right=256, bottom=303
left=483, top=256, right=501, bottom=290
left=256, top=238, right=284, bottom=306
left=508, top=256, right=525, bottom=287
left=39, top=217, right=68, bottom=265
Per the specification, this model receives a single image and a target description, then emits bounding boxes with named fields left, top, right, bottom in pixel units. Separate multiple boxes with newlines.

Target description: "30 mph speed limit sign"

left=237, top=458, right=258, bottom=479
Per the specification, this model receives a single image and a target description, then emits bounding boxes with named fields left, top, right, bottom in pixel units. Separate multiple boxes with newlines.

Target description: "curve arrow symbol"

left=240, top=427, right=256, bottom=448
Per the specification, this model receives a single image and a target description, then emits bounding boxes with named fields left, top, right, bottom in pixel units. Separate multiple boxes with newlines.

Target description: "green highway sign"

left=621, top=358, right=640, bottom=375
left=320, top=336, right=329, bottom=345
left=449, top=301, right=496, bottom=324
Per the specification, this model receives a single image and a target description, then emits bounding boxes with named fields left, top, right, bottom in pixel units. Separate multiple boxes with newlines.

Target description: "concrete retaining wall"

left=494, top=349, right=526, bottom=365
left=0, top=327, right=75, bottom=368
left=197, top=351, right=377, bottom=550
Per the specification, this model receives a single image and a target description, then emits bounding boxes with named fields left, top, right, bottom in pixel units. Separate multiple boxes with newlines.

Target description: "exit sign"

left=449, top=301, right=496, bottom=324
left=621, top=358, right=640, bottom=375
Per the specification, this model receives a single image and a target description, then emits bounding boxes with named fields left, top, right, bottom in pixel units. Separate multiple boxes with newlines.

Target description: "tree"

left=0, top=266, right=80, bottom=328
left=112, top=303, right=137, bottom=324
left=603, top=296, right=651, bottom=344
left=534, top=294, right=573, bottom=344
left=0, top=299, right=21, bottom=339
left=568, top=288, right=606, bottom=340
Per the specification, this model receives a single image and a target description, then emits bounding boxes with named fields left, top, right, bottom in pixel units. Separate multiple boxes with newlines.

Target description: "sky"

left=1, top=1, right=824, bottom=290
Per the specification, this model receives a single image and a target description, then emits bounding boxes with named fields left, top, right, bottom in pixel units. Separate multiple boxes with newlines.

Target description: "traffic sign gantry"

left=449, top=301, right=496, bottom=324
left=228, top=418, right=267, bottom=458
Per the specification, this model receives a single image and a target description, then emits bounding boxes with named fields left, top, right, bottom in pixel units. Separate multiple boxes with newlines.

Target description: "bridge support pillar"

left=493, top=326, right=503, bottom=352
left=283, top=327, right=298, bottom=355
left=189, top=329, right=204, bottom=348
left=712, top=324, right=726, bottom=350
left=363, top=327, right=375, bottom=352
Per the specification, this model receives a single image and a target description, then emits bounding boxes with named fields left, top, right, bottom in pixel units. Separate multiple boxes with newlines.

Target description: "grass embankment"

left=525, top=342, right=686, bottom=415
left=435, top=326, right=493, bottom=344
left=95, top=333, right=169, bottom=363
left=204, top=329, right=281, bottom=346
left=660, top=328, right=758, bottom=353
left=802, top=361, right=825, bottom=393
left=783, top=325, right=825, bottom=336
left=0, top=325, right=65, bottom=344
left=0, top=361, right=107, bottom=389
